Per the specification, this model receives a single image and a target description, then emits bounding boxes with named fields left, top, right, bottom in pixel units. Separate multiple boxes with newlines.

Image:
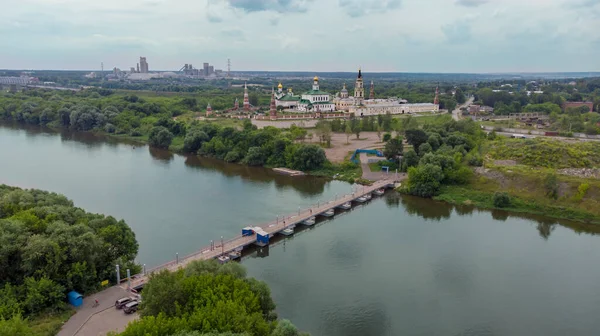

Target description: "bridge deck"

left=125, top=179, right=394, bottom=289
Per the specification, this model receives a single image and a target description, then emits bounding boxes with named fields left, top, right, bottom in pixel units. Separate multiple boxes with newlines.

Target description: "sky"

left=0, top=0, right=599, bottom=73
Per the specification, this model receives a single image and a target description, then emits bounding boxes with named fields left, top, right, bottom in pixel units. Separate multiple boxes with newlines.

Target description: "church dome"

left=341, top=83, right=348, bottom=93
left=313, top=76, right=319, bottom=81
left=278, top=83, right=283, bottom=89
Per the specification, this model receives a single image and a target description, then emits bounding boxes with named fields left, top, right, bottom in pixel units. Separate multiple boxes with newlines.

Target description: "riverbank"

left=430, top=166, right=600, bottom=229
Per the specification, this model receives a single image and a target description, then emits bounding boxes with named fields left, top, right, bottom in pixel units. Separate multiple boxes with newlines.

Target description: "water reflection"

left=384, top=192, right=599, bottom=239
left=184, top=155, right=328, bottom=197
left=148, top=147, right=174, bottom=163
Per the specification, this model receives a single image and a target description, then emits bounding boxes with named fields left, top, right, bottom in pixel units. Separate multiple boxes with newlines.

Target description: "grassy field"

left=486, top=137, right=600, bottom=168
left=28, top=308, right=75, bottom=336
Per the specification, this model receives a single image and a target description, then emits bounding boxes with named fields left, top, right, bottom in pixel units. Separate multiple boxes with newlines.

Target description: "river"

left=1, top=123, right=599, bottom=336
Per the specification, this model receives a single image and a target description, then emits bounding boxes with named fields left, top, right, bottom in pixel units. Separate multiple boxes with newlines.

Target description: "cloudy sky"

left=1, top=0, right=599, bottom=72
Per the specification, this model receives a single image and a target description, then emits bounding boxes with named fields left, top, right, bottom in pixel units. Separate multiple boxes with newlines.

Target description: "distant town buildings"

left=139, top=57, right=149, bottom=73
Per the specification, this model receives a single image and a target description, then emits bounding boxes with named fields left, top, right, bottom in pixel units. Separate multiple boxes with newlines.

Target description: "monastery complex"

left=274, top=69, right=440, bottom=116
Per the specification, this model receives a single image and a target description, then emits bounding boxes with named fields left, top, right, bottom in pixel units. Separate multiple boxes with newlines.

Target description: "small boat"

left=322, top=209, right=335, bottom=217
left=280, top=225, right=295, bottom=236
left=338, top=202, right=352, bottom=210
left=374, top=188, right=385, bottom=196
left=364, top=193, right=372, bottom=200
left=217, top=255, right=230, bottom=264
left=228, top=250, right=242, bottom=260
left=354, top=196, right=367, bottom=203
left=303, top=217, right=316, bottom=226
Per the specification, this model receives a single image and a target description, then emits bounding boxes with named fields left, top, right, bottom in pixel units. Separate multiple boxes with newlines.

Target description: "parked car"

left=123, top=300, right=139, bottom=314
left=115, top=297, right=135, bottom=309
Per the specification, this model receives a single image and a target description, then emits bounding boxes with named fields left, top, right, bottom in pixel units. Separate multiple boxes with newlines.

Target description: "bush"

left=130, top=128, right=142, bottom=137
left=466, top=153, right=483, bottom=167
left=148, top=126, right=173, bottom=149
left=382, top=133, right=392, bottom=142
left=493, top=192, right=511, bottom=208
left=104, top=123, right=116, bottom=134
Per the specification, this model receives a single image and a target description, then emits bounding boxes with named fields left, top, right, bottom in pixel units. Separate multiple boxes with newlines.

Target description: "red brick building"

left=563, top=101, right=594, bottom=112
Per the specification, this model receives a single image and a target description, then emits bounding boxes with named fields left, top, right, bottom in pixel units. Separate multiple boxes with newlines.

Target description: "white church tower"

left=354, top=68, right=364, bottom=105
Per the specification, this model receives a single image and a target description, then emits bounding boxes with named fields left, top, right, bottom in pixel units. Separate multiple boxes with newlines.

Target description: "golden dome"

left=313, top=76, right=319, bottom=81
left=278, top=82, right=283, bottom=89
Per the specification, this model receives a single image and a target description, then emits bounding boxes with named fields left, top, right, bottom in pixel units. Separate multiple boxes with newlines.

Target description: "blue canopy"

left=67, top=291, right=83, bottom=307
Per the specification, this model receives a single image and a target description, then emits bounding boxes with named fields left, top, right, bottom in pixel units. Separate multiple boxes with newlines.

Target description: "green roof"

left=278, top=95, right=301, bottom=102
left=302, top=89, right=330, bottom=95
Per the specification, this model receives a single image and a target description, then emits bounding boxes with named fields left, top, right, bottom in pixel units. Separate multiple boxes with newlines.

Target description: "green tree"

left=401, top=149, right=419, bottom=172
left=455, top=88, right=466, bottom=104
left=148, top=126, right=174, bottom=149
left=405, top=129, right=428, bottom=150
left=418, top=143, right=432, bottom=156
left=345, top=123, right=352, bottom=144
left=244, top=147, right=266, bottom=166
left=183, top=130, right=209, bottom=153
left=544, top=173, right=559, bottom=200
left=406, top=164, right=444, bottom=198
left=289, top=145, right=326, bottom=171
left=383, top=138, right=403, bottom=163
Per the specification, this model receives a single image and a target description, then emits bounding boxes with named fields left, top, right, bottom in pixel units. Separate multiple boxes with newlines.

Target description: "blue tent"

left=67, top=291, right=83, bottom=307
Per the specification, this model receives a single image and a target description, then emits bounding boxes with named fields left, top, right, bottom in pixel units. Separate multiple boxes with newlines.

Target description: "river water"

left=1, top=124, right=599, bottom=336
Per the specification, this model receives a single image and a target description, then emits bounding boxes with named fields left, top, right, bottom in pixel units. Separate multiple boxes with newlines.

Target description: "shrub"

left=544, top=173, right=559, bottom=200
left=493, top=192, right=511, bottom=208
left=104, top=123, right=116, bottom=133
left=148, top=126, right=173, bottom=149
left=573, top=183, right=590, bottom=202
left=130, top=128, right=142, bottom=137
left=382, top=133, right=392, bottom=142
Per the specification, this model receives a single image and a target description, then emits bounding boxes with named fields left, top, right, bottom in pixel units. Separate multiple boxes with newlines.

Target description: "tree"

left=493, top=192, right=511, bottom=208
left=401, top=149, right=419, bottom=172
left=382, top=133, right=392, bottom=142
left=376, top=125, right=383, bottom=142
left=118, top=260, right=305, bottom=336
left=289, top=145, right=326, bottom=171
left=244, top=147, right=266, bottom=166
left=405, top=129, right=428, bottom=150
left=345, top=123, right=352, bottom=144
left=544, top=173, right=559, bottom=200
left=427, top=134, right=441, bottom=151
left=183, top=130, right=209, bottom=152
left=418, top=143, right=432, bottom=156
left=148, top=126, right=173, bottom=149
left=455, top=88, right=466, bottom=104
left=382, top=112, right=393, bottom=131
left=383, top=138, right=403, bottom=163
left=406, top=164, right=444, bottom=198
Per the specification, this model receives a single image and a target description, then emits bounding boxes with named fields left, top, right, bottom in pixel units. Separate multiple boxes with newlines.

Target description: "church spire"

left=206, top=102, right=212, bottom=116
left=358, top=68, right=362, bottom=79
left=369, top=80, right=375, bottom=100
left=434, top=85, right=439, bottom=105
left=269, top=87, right=277, bottom=120
left=243, top=82, right=250, bottom=111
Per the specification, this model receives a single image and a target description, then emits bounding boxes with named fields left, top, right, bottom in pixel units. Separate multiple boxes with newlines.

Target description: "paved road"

left=481, top=126, right=600, bottom=142
left=452, top=97, right=474, bottom=121
left=58, top=286, right=135, bottom=336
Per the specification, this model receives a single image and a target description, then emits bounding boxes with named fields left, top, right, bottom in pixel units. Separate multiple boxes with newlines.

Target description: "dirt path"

left=303, top=132, right=384, bottom=163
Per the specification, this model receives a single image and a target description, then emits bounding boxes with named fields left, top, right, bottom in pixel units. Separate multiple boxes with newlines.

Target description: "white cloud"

left=0, top=0, right=598, bottom=72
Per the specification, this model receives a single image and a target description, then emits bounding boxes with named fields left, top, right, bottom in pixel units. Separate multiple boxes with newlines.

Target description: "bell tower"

left=354, top=68, right=364, bottom=105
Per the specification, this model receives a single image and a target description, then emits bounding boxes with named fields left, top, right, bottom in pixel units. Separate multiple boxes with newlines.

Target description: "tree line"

left=0, top=185, right=138, bottom=331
